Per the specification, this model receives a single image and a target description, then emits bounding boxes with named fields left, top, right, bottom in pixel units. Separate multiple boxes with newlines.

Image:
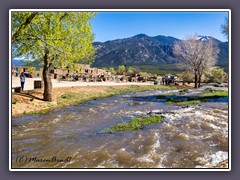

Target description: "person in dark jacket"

left=20, top=72, right=26, bottom=91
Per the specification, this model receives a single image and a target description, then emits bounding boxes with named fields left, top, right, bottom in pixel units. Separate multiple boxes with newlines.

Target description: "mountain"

left=152, top=35, right=180, bottom=45
left=196, top=35, right=222, bottom=44
left=92, top=34, right=229, bottom=68
left=12, top=59, right=25, bottom=66
left=12, top=59, right=43, bottom=68
left=92, top=34, right=179, bottom=67
left=217, top=41, right=229, bottom=66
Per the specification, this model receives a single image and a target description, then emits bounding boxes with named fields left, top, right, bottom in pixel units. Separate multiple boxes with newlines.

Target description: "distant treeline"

left=102, top=64, right=228, bottom=76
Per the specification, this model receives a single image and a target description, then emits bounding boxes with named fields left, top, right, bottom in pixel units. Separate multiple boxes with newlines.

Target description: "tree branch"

left=12, top=12, right=38, bottom=43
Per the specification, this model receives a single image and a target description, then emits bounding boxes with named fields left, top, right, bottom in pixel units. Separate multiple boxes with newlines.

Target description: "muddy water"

left=12, top=86, right=229, bottom=168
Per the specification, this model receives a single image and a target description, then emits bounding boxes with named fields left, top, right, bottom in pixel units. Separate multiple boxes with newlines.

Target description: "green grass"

left=57, top=92, right=109, bottom=107
left=202, top=88, right=228, bottom=97
left=28, top=109, right=53, bottom=116
left=166, top=99, right=202, bottom=105
left=60, top=94, right=76, bottom=99
left=57, top=85, right=181, bottom=108
left=107, top=85, right=180, bottom=95
left=12, top=99, right=18, bottom=104
left=102, top=116, right=164, bottom=133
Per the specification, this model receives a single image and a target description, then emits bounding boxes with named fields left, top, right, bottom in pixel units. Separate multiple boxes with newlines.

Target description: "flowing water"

left=11, top=86, right=229, bottom=168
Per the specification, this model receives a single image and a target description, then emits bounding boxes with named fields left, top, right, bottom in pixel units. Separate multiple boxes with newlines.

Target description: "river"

left=11, top=86, right=229, bottom=169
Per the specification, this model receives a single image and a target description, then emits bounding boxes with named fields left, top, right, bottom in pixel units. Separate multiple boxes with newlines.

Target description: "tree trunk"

left=198, top=73, right=202, bottom=88
left=194, top=69, right=198, bottom=88
left=42, top=50, right=53, bottom=101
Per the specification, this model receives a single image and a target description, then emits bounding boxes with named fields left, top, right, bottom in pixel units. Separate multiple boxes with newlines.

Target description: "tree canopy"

left=221, top=17, right=229, bottom=39
left=12, top=11, right=96, bottom=101
left=12, top=12, right=96, bottom=68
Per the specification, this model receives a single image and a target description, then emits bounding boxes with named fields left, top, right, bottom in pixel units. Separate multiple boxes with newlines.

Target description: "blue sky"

left=90, top=11, right=228, bottom=42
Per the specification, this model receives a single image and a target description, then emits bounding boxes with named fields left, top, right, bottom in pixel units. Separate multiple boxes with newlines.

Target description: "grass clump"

left=172, top=100, right=202, bottom=105
left=60, top=94, right=76, bottom=99
left=102, top=116, right=164, bottom=133
left=202, top=89, right=228, bottom=97
left=203, top=88, right=216, bottom=93
left=179, top=89, right=189, bottom=95
left=131, top=102, right=140, bottom=106
left=12, top=99, right=18, bottom=104
left=166, top=97, right=175, bottom=103
left=165, top=96, right=210, bottom=105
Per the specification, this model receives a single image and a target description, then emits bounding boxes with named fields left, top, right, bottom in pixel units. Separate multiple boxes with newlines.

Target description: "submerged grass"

left=178, top=89, right=189, bottom=95
left=164, top=88, right=228, bottom=106
left=165, top=98, right=202, bottom=105
left=102, top=116, right=164, bottom=133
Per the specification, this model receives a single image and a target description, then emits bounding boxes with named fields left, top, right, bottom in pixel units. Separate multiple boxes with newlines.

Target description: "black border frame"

left=1, top=0, right=240, bottom=179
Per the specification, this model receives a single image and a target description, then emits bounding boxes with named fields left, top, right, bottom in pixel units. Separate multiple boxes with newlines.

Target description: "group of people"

left=18, top=72, right=177, bottom=92
left=162, top=76, right=176, bottom=85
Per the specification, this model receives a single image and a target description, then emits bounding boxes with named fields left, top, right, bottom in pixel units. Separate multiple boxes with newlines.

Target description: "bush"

left=177, top=71, right=194, bottom=83
left=204, top=67, right=228, bottom=83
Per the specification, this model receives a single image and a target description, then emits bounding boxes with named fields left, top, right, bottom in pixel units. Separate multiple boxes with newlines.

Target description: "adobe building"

left=12, top=66, right=28, bottom=77
left=12, top=63, right=112, bottom=82
left=12, top=66, right=42, bottom=78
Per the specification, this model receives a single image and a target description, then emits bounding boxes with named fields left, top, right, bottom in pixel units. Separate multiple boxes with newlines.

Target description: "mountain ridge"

left=92, top=34, right=228, bottom=68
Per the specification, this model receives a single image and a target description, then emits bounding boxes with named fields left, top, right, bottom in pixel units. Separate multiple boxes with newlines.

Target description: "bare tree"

left=173, top=35, right=219, bottom=88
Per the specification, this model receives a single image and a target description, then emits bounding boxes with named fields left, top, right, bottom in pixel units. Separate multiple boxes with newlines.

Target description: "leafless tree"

left=173, top=35, right=219, bottom=88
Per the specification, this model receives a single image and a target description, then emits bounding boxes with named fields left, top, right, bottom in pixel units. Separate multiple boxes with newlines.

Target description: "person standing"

left=162, top=77, right=165, bottom=85
left=20, top=72, right=26, bottom=91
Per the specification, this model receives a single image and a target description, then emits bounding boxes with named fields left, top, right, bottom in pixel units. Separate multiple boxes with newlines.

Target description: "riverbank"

left=12, top=84, right=182, bottom=118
